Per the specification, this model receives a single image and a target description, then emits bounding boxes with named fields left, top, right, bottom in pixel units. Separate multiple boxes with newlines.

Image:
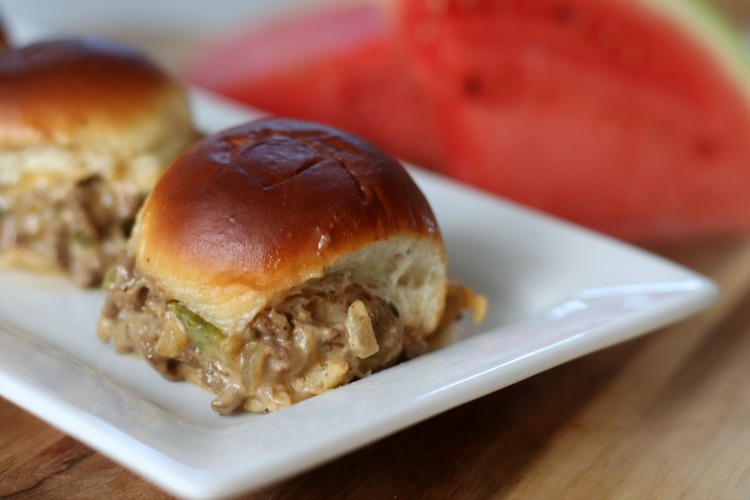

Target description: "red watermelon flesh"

left=395, top=0, right=750, bottom=241
left=187, top=3, right=442, bottom=168
left=188, top=0, right=750, bottom=242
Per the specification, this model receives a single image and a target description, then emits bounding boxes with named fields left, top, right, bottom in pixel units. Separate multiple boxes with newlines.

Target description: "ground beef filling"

left=98, top=257, right=426, bottom=414
left=0, top=174, right=143, bottom=286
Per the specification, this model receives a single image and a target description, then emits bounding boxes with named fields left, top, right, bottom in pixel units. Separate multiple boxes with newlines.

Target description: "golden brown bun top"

left=0, top=37, right=195, bottom=189
left=0, top=37, right=189, bottom=147
left=136, top=118, right=442, bottom=295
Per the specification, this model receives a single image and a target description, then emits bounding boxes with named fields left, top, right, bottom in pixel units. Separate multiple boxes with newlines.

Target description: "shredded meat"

left=97, top=256, right=425, bottom=414
left=0, top=174, right=143, bottom=286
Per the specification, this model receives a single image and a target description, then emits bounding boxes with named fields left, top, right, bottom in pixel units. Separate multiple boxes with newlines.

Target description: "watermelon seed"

left=462, top=75, right=482, bottom=98
left=692, top=137, right=718, bottom=160
left=551, top=3, right=589, bottom=35
left=551, top=4, right=574, bottom=24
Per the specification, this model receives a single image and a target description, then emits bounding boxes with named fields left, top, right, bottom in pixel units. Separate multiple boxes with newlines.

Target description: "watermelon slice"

left=187, top=0, right=750, bottom=242
left=393, top=0, right=750, bottom=241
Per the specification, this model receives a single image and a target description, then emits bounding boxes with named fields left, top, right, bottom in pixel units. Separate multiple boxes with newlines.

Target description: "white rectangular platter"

left=0, top=90, right=717, bottom=499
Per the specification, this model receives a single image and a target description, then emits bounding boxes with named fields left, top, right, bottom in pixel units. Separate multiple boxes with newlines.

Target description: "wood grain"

left=3, top=237, right=750, bottom=499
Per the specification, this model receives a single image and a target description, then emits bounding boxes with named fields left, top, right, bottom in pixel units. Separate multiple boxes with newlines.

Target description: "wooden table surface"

left=2, top=236, right=750, bottom=498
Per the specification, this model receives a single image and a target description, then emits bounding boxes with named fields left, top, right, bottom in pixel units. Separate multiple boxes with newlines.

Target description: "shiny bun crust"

left=0, top=37, right=195, bottom=189
left=135, top=118, right=447, bottom=334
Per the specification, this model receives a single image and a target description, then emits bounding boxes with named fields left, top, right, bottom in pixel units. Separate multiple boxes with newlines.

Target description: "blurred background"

left=2, top=0, right=750, bottom=244
left=0, top=0, right=349, bottom=71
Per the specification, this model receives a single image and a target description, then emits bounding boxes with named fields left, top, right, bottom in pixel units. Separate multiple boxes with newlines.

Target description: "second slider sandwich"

left=98, top=117, right=484, bottom=414
left=0, top=38, right=196, bottom=285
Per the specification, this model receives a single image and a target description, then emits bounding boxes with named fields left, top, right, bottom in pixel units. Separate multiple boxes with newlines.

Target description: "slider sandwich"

left=0, top=38, right=196, bottom=285
left=98, top=118, right=485, bottom=414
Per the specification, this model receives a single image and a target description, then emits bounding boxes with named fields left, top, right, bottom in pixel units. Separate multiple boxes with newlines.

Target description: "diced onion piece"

left=445, top=280, right=488, bottom=325
left=211, top=383, right=245, bottom=416
left=157, top=310, right=192, bottom=357
left=292, top=359, right=349, bottom=394
left=346, top=300, right=379, bottom=358
left=465, top=288, right=488, bottom=324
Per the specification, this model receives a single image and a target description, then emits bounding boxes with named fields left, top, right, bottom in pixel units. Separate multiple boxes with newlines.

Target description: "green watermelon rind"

left=634, top=0, right=750, bottom=105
